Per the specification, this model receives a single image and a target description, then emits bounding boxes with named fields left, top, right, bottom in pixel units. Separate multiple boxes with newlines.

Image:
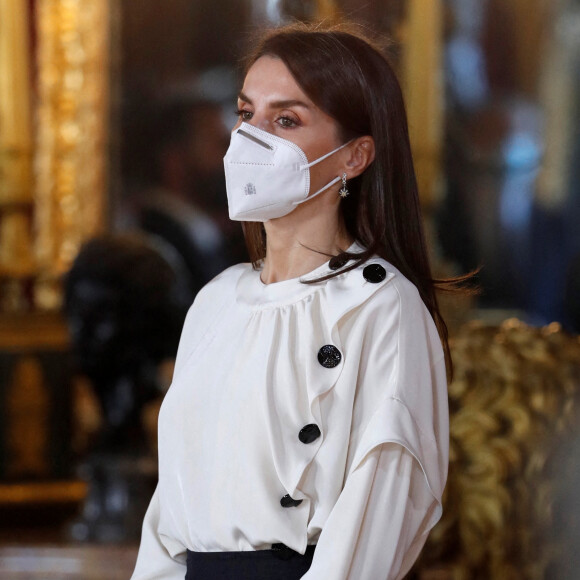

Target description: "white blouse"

left=132, top=244, right=449, bottom=579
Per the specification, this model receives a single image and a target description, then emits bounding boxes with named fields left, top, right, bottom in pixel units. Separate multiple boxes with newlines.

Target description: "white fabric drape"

left=132, top=244, right=449, bottom=579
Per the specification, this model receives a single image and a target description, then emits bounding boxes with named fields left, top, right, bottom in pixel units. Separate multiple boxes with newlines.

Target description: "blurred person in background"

left=122, top=95, right=240, bottom=303
left=438, top=0, right=543, bottom=313
left=64, top=234, right=189, bottom=541
left=64, top=234, right=188, bottom=450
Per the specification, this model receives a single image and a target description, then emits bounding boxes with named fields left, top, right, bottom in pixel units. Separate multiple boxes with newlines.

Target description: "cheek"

left=307, top=155, right=343, bottom=195
left=297, top=123, right=343, bottom=165
left=302, top=137, right=345, bottom=192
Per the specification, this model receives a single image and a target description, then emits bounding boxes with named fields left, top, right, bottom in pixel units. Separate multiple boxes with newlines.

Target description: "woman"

left=132, top=23, right=455, bottom=580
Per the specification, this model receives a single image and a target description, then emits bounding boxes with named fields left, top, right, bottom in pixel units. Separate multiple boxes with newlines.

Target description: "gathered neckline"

left=236, top=241, right=363, bottom=309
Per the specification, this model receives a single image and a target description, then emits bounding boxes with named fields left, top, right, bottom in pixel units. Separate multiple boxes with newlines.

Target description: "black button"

left=363, top=264, right=387, bottom=283
left=299, top=424, right=321, bottom=444
left=329, top=254, right=349, bottom=270
left=280, top=494, right=303, bottom=508
left=317, top=345, right=342, bottom=368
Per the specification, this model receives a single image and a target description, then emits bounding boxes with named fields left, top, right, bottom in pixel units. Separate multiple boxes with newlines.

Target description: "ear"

left=343, top=136, right=375, bottom=179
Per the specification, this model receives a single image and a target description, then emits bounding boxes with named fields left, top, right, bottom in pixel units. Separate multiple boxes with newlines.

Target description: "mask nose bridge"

left=237, top=126, right=274, bottom=151
left=237, top=121, right=275, bottom=141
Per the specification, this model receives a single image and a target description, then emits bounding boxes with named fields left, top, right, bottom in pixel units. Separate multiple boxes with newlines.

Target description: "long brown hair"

left=241, top=23, right=473, bottom=380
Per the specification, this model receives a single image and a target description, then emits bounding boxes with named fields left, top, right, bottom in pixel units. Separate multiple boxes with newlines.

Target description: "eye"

left=278, top=116, right=295, bottom=128
left=276, top=115, right=300, bottom=129
left=234, top=109, right=253, bottom=121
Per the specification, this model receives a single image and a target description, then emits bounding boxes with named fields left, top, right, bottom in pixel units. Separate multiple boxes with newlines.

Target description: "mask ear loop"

left=299, top=139, right=353, bottom=171
left=292, top=176, right=342, bottom=206
left=293, top=139, right=353, bottom=206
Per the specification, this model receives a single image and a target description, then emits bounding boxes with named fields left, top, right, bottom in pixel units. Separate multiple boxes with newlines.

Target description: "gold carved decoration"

left=6, top=357, right=50, bottom=478
left=415, top=320, right=580, bottom=580
left=0, top=0, right=33, bottom=207
left=0, top=480, right=87, bottom=505
left=34, top=0, right=110, bottom=310
left=401, top=0, right=443, bottom=207
left=0, top=0, right=36, bottom=312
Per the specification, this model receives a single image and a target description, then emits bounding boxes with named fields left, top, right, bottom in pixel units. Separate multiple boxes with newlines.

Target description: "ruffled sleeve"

left=301, top=442, right=438, bottom=580
left=303, top=268, right=449, bottom=578
left=346, top=274, right=449, bottom=519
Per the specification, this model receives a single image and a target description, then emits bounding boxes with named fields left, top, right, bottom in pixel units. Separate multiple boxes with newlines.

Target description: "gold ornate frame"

left=0, top=0, right=110, bottom=312
left=34, top=0, right=111, bottom=309
left=0, top=1, right=111, bottom=496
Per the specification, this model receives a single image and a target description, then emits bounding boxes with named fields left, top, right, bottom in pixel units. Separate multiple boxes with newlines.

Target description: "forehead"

left=241, top=56, right=313, bottom=103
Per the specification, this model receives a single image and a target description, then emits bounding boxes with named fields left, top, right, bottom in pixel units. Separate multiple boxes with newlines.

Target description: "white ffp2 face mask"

left=224, top=122, right=350, bottom=222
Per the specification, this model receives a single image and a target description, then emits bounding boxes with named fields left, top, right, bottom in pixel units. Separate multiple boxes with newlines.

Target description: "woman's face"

left=235, top=55, right=346, bottom=199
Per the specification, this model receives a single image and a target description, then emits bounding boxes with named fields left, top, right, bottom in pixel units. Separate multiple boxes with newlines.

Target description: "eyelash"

left=234, top=109, right=300, bottom=129
left=234, top=109, right=253, bottom=121
left=277, top=115, right=299, bottom=128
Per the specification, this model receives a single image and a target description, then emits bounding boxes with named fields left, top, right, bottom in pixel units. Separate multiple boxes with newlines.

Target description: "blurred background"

left=0, top=0, right=579, bottom=578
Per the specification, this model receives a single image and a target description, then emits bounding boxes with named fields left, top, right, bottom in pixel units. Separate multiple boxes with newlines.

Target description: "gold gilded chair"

left=414, top=319, right=580, bottom=580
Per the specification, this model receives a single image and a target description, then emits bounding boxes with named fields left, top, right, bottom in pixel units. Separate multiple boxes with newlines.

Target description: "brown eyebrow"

left=238, top=91, right=311, bottom=110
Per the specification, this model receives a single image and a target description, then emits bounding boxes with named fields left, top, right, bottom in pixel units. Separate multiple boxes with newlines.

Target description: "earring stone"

left=339, top=173, right=349, bottom=198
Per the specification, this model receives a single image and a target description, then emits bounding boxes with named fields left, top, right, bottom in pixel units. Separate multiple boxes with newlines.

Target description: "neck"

left=260, top=201, right=353, bottom=284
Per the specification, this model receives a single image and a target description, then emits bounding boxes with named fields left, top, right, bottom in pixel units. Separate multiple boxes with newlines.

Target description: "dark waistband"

left=185, top=544, right=317, bottom=580
left=187, top=543, right=316, bottom=562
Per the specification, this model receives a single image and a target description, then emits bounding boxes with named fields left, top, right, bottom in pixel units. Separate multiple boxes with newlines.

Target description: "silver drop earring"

left=339, top=173, right=349, bottom=198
